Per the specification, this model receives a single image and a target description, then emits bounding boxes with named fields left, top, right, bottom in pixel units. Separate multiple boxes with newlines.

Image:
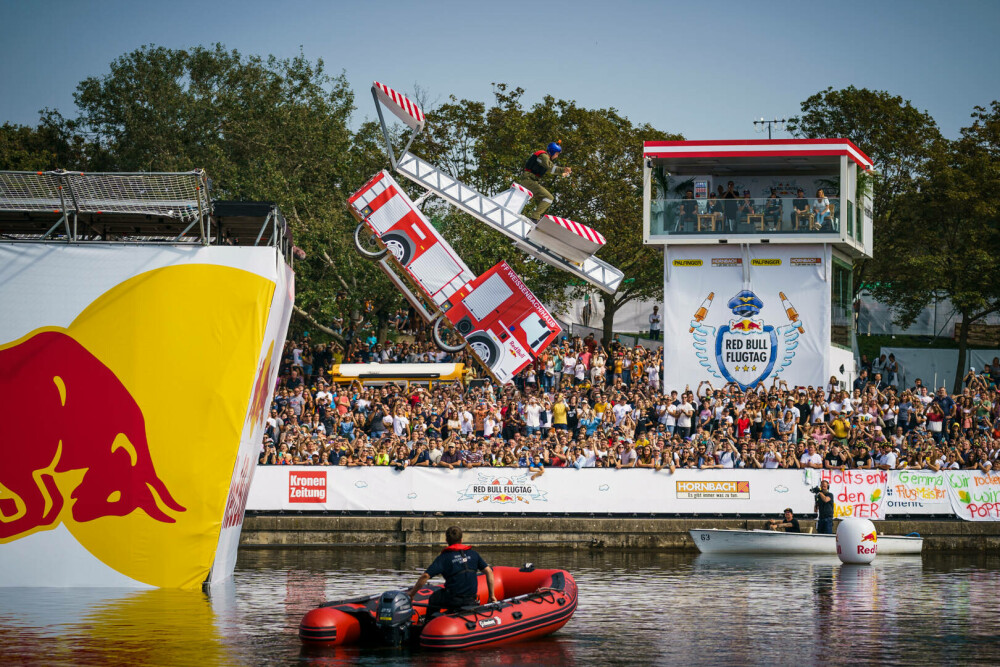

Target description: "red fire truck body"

left=349, top=170, right=474, bottom=307
left=349, top=171, right=560, bottom=384
left=440, top=261, right=560, bottom=384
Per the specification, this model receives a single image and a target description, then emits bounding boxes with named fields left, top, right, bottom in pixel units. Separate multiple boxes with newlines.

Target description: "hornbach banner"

left=246, top=468, right=1000, bottom=520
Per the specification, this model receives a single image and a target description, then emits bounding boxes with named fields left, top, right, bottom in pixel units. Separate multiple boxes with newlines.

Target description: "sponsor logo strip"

left=672, top=259, right=703, bottom=266
left=751, top=259, right=781, bottom=266
left=676, top=480, right=750, bottom=499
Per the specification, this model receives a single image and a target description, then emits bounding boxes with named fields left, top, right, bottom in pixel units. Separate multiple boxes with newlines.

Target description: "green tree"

left=870, top=102, right=1000, bottom=391
left=788, top=86, right=941, bottom=294
left=544, top=100, right=676, bottom=344
left=67, top=44, right=400, bottom=348
left=0, top=111, right=88, bottom=170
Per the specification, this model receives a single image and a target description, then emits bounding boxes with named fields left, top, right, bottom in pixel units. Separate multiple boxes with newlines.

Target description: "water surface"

left=1, top=548, right=998, bottom=665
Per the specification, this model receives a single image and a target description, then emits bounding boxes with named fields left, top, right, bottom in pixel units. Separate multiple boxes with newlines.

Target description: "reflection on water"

left=0, top=587, right=231, bottom=665
left=0, top=548, right=998, bottom=665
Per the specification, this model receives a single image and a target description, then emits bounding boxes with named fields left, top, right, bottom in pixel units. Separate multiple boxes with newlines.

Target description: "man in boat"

left=766, top=508, right=801, bottom=533
left=407, top=526, right=497, bottom=616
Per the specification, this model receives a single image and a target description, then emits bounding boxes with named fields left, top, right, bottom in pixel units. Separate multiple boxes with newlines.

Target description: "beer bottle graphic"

left=690, top=292, right=714, bottom=332
left=778, top=292, right=805, bottom=334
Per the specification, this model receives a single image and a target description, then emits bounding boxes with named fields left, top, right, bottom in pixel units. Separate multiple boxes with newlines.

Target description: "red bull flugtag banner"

left=661, top=245, right=830, bottom=390
left=0, top=244, right=293, bottom=589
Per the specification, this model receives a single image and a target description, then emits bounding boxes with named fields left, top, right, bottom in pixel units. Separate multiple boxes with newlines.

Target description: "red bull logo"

left=856, top=529, right=878, bottom=555
left=731, top=319, right=762, bottom=332
left=0, top=330, right=185, bottom=542
left=0, top=261, right=280, bottom=588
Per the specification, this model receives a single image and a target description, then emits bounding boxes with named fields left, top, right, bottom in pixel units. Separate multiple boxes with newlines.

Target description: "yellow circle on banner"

left=63, top=264, right=273, bottom=589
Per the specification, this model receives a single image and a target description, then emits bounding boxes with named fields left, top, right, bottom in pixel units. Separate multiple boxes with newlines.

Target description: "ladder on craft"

left=396, top=151, right=624, bottom=294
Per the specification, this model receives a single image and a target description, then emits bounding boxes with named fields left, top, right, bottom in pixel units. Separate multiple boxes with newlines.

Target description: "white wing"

left=691, top=320, right=722, bottom=379
left=773, top=322, right=802, bottom=376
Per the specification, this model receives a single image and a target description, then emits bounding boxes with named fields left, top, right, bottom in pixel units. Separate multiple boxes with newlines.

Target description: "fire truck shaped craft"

left=349, top=171, right=558, bottom=384
left=350, top=80, right=624, bottom=383
left=367, top=81, right=624, bottom=294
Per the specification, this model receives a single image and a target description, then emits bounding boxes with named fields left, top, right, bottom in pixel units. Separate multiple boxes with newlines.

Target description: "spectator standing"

left=676, top=395, right=694, bottom=440
left=800, top=444, right=823, bottom=469
left=524, top=398, right=542, bottom=437
left=649, top=306, right=661, bottom=341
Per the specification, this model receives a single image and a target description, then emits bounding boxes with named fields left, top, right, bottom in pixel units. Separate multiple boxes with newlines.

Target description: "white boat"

left=690, top=529, right=923, bottom=555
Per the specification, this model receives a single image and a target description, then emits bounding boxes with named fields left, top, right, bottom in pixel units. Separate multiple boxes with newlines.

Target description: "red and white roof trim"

left=511, top=182, right=533, bottom=197
left=643, top=139, right=873, bottom=171
left=373, top=81, right=425, bottom=131
left=545, top=215, right=606, bottom=246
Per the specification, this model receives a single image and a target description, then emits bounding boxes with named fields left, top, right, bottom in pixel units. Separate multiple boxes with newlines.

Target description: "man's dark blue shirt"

left=425, top=545, right=488, bottom=600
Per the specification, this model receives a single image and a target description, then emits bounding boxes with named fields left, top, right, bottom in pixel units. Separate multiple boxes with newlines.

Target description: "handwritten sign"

left=821, top=469, right=888, bottom=520
left=947, top=471, right=1000, bottom=521
left=886, top=470, right=951, bottom=515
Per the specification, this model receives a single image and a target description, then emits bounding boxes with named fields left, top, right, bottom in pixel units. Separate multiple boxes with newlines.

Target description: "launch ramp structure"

left=0, top=170, right=294, bottom=260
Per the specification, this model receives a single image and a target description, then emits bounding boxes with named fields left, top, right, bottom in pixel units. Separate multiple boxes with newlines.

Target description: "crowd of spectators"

left=259, top=333, right=1000, bottom=475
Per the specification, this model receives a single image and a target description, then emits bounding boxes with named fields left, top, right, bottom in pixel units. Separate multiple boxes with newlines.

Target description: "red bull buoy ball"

left=836, top=517, right=878, bottom=564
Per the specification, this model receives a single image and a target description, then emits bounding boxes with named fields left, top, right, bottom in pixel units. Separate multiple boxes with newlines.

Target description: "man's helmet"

left=547, top=141, right=562, bottom=155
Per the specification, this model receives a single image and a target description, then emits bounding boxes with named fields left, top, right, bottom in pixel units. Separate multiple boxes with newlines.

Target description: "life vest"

left=523, top=150, right=548, bottom=177
left=441, top=544, right=479, bottom=581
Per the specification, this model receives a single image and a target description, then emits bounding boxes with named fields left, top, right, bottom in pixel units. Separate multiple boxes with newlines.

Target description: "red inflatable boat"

left=299, top=564, right=577, bottom=650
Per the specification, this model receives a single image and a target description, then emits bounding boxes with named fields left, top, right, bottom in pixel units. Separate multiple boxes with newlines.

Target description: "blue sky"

left=2, top=0, right=998, bottom=142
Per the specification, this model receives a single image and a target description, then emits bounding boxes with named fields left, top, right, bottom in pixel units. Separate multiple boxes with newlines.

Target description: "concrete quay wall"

left=240, top=515, right=1000, bottom=551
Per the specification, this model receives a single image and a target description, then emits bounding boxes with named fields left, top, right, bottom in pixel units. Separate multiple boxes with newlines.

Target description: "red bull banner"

left=662, top=245, right=830, bottom=390
left=0, top=244, right=293, bottom=588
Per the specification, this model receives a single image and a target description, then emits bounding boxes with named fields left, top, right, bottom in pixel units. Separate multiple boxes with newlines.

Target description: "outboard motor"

left=374, top=590, right=414, bottom=646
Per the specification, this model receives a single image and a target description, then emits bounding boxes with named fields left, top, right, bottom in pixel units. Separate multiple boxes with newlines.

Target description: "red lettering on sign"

left=289, top=471, right=327, bottom=503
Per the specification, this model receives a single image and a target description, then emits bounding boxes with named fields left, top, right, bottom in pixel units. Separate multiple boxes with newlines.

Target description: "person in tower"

left=517, top=141, right=572, bottom=221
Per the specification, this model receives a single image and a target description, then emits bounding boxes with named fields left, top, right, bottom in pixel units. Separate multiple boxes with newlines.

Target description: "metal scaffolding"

left=0, top=170, right=293, bottom=261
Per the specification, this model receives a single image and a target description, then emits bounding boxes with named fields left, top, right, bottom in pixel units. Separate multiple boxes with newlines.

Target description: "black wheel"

left=431, top=314, right=466, bottom=353
left=466, top=331, right=500, bottom=368
left=380, top=232, right=413, bottom=265
left=455, top=317, right=474, bottom=335
left=353, top=223, right=387, bottom=260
